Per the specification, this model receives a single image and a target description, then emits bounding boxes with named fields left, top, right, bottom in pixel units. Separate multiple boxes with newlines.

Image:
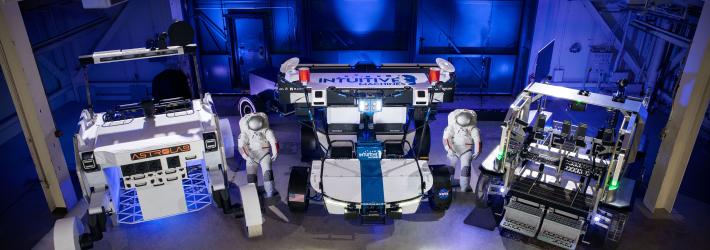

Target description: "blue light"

left=117, top=165, right=211, bottom=224
left=333, top=0, right=387, bottom=35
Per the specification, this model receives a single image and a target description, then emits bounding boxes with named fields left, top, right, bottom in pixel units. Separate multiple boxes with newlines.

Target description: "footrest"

left=537, top=210, right=584, bottom=249
left=500, top=199, right=544, bottom=237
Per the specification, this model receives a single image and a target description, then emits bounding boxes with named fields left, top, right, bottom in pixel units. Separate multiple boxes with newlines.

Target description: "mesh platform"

left=117, top=165, right=212, bottom=224
left=509, top=177, right=593, bottom=217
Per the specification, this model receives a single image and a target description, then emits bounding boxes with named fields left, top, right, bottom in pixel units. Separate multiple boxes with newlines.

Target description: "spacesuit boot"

left=263, top=180, right=276, bottom=198
left=238, top=113, right=280, bottom=199
left=443, top=109, right=481, bottom=193
left=260, top=156, right=278, bottom=198
left=460, top=176, right=471, bottom=192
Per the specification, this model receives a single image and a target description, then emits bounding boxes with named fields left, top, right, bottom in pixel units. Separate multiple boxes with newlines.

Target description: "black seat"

left=384, top=142, right=405, bottom=158
left=152, top=69, right=192, bottom=100
left=553, top=120, right=571, bottom=146
left=331, top=146, right=354, bottom=159
left=533, top=114, right=547, bottom=140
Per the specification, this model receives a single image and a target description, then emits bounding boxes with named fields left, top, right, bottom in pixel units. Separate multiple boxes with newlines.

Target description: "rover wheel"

left=79, top=233, right=93, bottom=250
left=428, top=165, right=452, bottom=211
left=212, top=188, right=232, bottom=214
left=582, top=221, right=608, bottom=247
left=87, top=211, right=106, bottom=241
left=238, top=96, right=264, bottom=117
left=238, top=183, right=263, bottom=238
left=474, top=173, right=491, bottom=207
left=414, top=122, right=431, bottom=159
left=287, top=167, right=310, bottom=212
left=300, top=124, right=318, bottom=162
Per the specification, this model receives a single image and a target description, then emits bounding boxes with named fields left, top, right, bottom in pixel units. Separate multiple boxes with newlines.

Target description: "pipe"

left=630, top=20, right=691, bottom=48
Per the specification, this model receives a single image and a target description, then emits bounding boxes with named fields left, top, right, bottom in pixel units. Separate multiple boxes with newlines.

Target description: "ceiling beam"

left=32, top=16, right=109, bottom=54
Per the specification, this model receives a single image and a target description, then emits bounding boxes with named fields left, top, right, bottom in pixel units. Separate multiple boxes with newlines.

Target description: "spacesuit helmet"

left=455, top=112, right=474, bottom=127
left=247, top=116, right=264, bottom=131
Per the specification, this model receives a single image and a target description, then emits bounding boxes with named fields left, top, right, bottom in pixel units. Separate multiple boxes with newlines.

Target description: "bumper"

left=322, top=195, right=422, bottom=217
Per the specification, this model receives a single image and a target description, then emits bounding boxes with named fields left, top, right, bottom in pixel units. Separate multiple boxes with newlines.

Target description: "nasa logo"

left=357, top=149, right=382, bottom=160
left=438, top=188, right=450, bottom=200
left=130, top=144, right=191, bottom=160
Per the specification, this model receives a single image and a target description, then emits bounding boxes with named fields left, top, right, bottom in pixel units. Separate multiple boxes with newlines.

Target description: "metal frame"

left=481, top=82, right=647, bottom=249
left=0, top=1, right=77, bottom=211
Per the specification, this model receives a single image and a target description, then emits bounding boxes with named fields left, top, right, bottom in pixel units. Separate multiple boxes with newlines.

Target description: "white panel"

left=136, top=181, right=187, bottom=220
left=309, top=72, right=428, bottom=89
left=526, top=83, right=643, bottom=112
left=326, top=107, right=360, bottom=124
left=289, top=92, right=306, bottom=103
left=373, top=107, right=407, bottom=124
left=319, top=159, right=362, bottom=203
left=316, top=159, right=432, bottom=203
left=311, top=90, right=327, bottom=106
left=413, top=90, right=430, bottom=106
left=381, top=159, right=431, bottom=201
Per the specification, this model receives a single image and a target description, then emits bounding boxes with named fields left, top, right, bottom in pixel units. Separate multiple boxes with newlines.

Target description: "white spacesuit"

left=238, top=113, right=279, bottom=197
left=443, top=109, right=481, bottom=192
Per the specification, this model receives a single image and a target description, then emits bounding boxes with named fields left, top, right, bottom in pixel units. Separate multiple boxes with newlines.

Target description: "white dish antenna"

left=436, top=58, right=455, bottom=73
left=280, top=57, right=300, bottom=74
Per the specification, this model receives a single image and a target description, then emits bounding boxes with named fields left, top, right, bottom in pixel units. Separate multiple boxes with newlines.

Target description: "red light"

left=298, top=67, right=310, bottom=85
left=429, top=67, right=440, bottom=84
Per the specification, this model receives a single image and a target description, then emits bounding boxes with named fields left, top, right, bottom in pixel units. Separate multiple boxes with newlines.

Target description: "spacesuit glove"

left=271, top=154, right=278, bottom=161
left=472, top=153, right=480, bottom=160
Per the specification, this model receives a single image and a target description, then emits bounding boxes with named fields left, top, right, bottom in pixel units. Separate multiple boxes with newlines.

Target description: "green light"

left=496, top=150, right=505, bottom=161
left=609, top=180, right=619, bottom=191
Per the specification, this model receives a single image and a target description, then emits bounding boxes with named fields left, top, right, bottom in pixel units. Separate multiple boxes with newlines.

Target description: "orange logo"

left=131, top=144, right=191, bottom=160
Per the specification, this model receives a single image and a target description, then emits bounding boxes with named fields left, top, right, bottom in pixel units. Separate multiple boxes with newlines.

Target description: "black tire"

left=87, top=211, right=106, bottom=241
left=238, top=96, right=264, bottom=117
left=300, top=124, right=319, bottom=162
left=79, top=233, right=94, bottom=250
left=428, top=165, right=453, bottom=211
left=414, top=122, right=431, bottom=159
left=212, top=188, right=232, bottom=214
left=582, top=222, right=608, bottom=247
left=287, top=167, right=310, bottom=212
left=474, top=173, right=491, bottom=207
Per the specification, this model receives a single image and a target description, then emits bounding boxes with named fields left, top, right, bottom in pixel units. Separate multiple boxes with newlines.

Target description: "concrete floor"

left=32, top=110, right=710, bottom=250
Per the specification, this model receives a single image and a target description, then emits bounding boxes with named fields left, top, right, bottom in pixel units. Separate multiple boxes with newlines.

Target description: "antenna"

left=280, top=57, right=300, bottom=74
left=435, top=58, right=455, bottom=73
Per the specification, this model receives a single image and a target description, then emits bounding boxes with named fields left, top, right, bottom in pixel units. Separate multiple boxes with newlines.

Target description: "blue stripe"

left=357, top=143, right=384, bottom=205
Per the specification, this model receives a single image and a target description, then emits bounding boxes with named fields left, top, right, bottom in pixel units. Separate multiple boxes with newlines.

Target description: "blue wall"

left=190, top=0, right=534, bottom=94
